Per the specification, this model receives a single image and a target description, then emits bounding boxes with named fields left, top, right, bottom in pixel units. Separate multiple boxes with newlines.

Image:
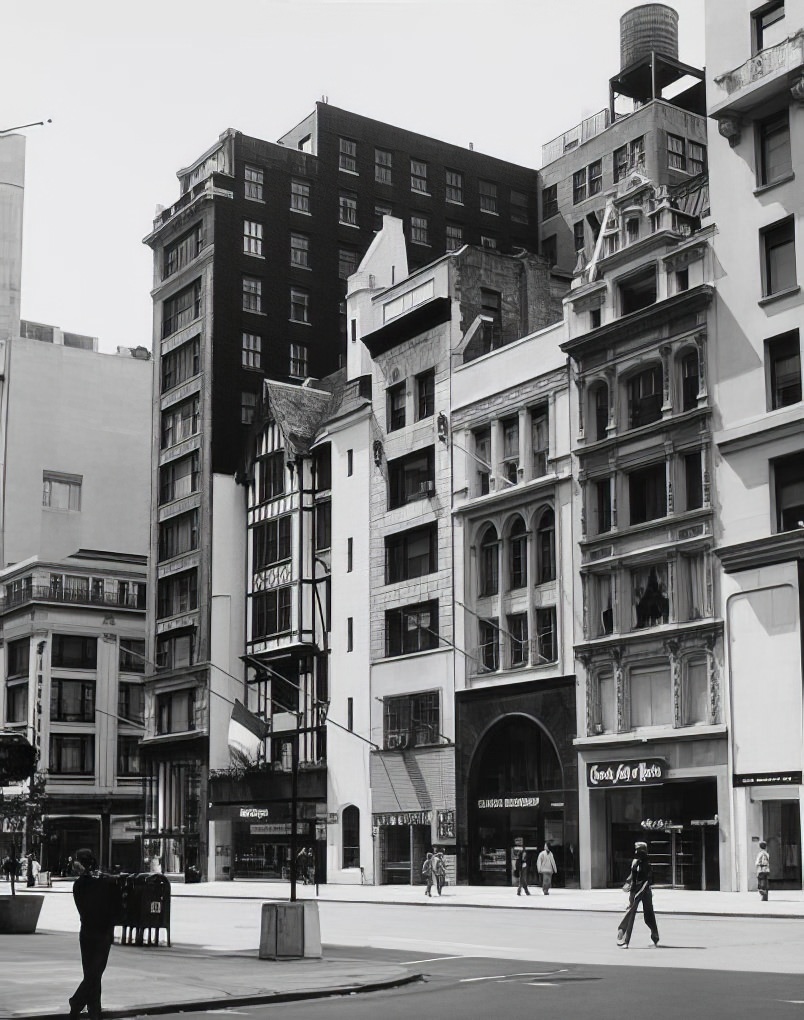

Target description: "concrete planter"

left=0, top=893, right=45, bottom=933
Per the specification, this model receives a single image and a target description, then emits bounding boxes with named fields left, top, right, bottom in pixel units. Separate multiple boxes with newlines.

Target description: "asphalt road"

left=133, top=948, right=804, bottom=1020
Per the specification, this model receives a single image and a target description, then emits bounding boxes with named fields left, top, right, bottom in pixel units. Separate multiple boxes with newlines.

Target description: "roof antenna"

left=321, top=95, right=329, bottom=104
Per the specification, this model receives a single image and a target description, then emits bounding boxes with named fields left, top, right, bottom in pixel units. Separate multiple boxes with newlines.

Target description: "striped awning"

left=370, top=747, right=454, bottom=814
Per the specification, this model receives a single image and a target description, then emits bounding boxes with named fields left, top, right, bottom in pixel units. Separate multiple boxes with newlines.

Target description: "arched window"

left=537, top=509, right=556, bottom=584
left=342, top=805, right=360, bottom=869
left=681, top=350, right=699, bottom=411
left=627, top=364, right=663, bottom=428
left=508, top=517, right=527, bottom=590
left=479, top=525, right=499, bottom=596
left=590, top=382, right=609, bottom=441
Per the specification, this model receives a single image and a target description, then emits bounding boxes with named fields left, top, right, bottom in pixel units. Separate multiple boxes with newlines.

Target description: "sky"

left=7, top=0, right=706, bottom=353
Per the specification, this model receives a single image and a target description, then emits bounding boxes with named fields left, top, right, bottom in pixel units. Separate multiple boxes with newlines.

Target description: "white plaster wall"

left=0, top=134, right=24, bottom=345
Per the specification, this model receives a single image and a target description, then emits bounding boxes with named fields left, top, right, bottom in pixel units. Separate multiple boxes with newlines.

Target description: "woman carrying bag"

left=617, top=841, right=659, bottom=948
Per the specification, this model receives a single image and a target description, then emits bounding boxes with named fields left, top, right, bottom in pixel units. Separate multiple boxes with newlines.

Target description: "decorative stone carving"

left=575, top=377, right=585, bottom=440
left=717, top=115, right=742, bottom=147
left=665, top=639, right=682, bottom=728
left=694, top=332, right=708, bottom=401
left=791, top=75, right=804, bottom=104
left=613, top=646, right=625, bottom=733
left=703, top=467, right=711, bottom=509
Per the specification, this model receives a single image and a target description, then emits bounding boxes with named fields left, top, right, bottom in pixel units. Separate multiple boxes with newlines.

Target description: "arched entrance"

left=467, top=714, right=566, bottom=885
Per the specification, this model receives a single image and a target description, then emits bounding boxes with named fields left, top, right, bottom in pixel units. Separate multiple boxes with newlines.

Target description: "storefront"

left=582, top=736, right=730, bottom=889
left=456, top=676, right=578, bottom=887
left=733, top=772, right=802, bottom=890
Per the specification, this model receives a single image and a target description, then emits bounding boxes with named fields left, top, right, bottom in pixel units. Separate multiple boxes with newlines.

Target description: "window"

left=511, top=190, right=529, bottom=225
left=162, top=280, right=201, bottom=337
left=347, top=536, right=353, bottom=573
left=6, top=682, right=27, bottom=724
left=596, top=478, right=612, bottom=534
left=339, top=191, right=357, bottom=226
left=298, top=134, right=312, bottom=153
left=52, top=635, right=97, bottom=669
left=774, top=450, right=804, bottom=530
left=480, top=235, right=497, bottom=250
left=290, top=288, right=310, bottom=323
left=593, top=574, right=614, bottom=637
left=626, top=218, right=640, bottom=244
left=342, top=805, right=360, bottom=868
left=753, top=1, right=785, bottom=52
left=161, top=336, right=200, bottom=390
left=479, top=526, right=499, bottom=596
left=411, top=214, right=429, bottom=245
left=688, top=141, right=707, bottom=176
left=156, top=688, right=195, bottom=734
left=161, top=395, right=200, bottom=449
left=446, top=223, right=463, bottom=250
left=479, top=179, right=498, bottom=214
left=542, top=235, right=557, bottom=266
left=446, top=169, right=463, bottom=204
left=159, top=451, right=200, bottom=504
left=535, top=607, right=557, bottom=663
left=385, top=523, right=437, bottom=583
left=479, top=618, right=499, bottom=671
left=629, top=462, right=667, bottom=525
left=242, top=332, right=262, bottom=370
left=163, top=224, right=204, bottom=279
left=290, top=233, right=309, bottom=268
left=374, top=203, right=393, bottom=230
left=243, top=219, right=263, bottom=255
left=7, top=639, right=29, bottom=679
left=628, top=365, right=663, bottom=427
left=667, top=133, right=686, bottom=171
left=347, top=449, right=353, bottom=476
left=630, top=662, right=671, bottom=728
left=43, top=472, right=81, bottom=511
left=259, top=452, right=285, bottom=502
left=158, top=509, right=199, bottom=560
left=573, top=221, right=585, bottom=253
left=685, top=451, right=704, bottom=510
left=49, top=734, right=94, bottom=775
left=474, top=427, right=491, bottom=495
left=501, top=416, right=519, bottom=485
left=762, top=217, right=797, bottom=297
left=241, top=391, right=257, bottom=425
left=314, top=444, right=331, bottom=491
left=386, top=383, right=406, bottom=434
left=613, top=144, right=629, bottom=183
left=291, top=178, right=311, bottom=214
left=589, top=160, right=602, bottom=196
left=375, top=148, right=392, bottom=184
left=242, top=275, right=263, bottom=313
left=385, top=601, right=439, bottom=657
left=252, top=587, right=292, bottom=637
left=245, top=165, right=264, bottom=201
left=388, top=447, right=435, bottom=508
left=529, top=408, right=548, bottom=476
left=596, top=668, right=616, bottom=733
left=508, top=614, right=528, bottom=667
left=289, top=343, right=308, bottom=378
left=339, top=137, right=357, bottom=173
left=684, top=655, right=709, bottom=725
left=768, top=330, right=802, bottom=408
left=157, top=569, right=198, bottom=618
left=757, top=111, right=792, bottom=188
left=5, top=578, right=32, bottom=610
left=117, top=736, right=141, bottom=778
left=542, top=184, right=558, bottom=219
left=384, top=690, right=439, bottom=747
left=620, top=266, right=657, bottom=315
left=632, top=563, right=670, bottom=629
left=119, top=639, right=146, bottom=675
left=347, top=616, right=353, bottom=652
left=51, top=677, right=95, bottom=722
left=338, top=246, right=358, bottom=280
left=314, top=499, right=331, bottom=550
left=156, top=630, right=195, bottom=670
left=676, top=267, right=689, bottom=293
left=253, top=516, right=292, bottom=568
left=537, top=508, right=556, bottom=583
left=509, top=517, right=527, bottom=589
left=416, top=369, right=435, bottom=420
left=573, top=168, right=587, bottom=204
left=681, top=351, right=699, bottom=411
left=411, top=159, right=428, bottom=193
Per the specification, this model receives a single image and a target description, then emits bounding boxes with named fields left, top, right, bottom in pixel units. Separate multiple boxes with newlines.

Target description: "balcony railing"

left=0, top=585, right=145, bottom=612
left=713, top=30, right=804, bottom=112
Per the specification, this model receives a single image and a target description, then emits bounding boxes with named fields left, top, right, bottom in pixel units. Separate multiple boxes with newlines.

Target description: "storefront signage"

left=587, top=759, right=665, bottom=788
left=239, top=808, right=271, bottom=819
left=477, top=796, right=539, bottom=809
left=732, top=771, right=802, bottom=788
left=437, top=810, right=455, bottom=840
left=251, top=823, right=291, bottom=835
left=641, top=818, right=674, bottom=831
left=373, top=811, right=432, bottom=826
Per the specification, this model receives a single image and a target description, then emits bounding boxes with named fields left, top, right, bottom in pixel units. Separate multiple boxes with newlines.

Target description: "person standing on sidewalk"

left=422, top=852, right=434, bottom=896
left=69, top=849, right=119, bottom=1020
left=433, top=851, right=446, bottom=895
left=536, top=842, right=557, bottom=895
left=516, top=848, right=530, bottom=896
left=755, top=840, right=770, bottom=901
left=617, top=841, right=659, bottom=948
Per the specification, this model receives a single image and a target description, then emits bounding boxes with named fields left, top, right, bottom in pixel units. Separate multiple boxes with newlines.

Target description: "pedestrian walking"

left=433, top=851, right=446, bottom=895
left=422, top=852, right=434, bottom=896
left=25, top=853, right=40, bottom=888
left=617, top=841, right=659, bottom=948
left=68, top=848, right=119, bottom=1020
left=536, top=842, right=557, bottom=895
left=755, top=840, right=770, bottom=902
left=515, top=848, right=530, bottom=896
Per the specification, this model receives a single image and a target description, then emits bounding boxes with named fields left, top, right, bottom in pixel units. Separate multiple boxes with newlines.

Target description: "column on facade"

left=613, top=647, right=626, bottom=733
left=664, top=442, right=674, bottom=516
left=666, top=638, right=682, bottom=728
left=489, top=418, right=502, bottom=491
left=694, top=331, right=708, bottom=404
left=575, top=376, right=585, bottom=443
left=660, top=344, right=672, bottom=415
left=604, top=367, right=617, bottom=437
left=519, top=408, right=532, bottom=482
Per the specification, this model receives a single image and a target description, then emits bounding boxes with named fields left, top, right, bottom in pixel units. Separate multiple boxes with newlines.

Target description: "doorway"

left=763, top=801, right=801, bottom=888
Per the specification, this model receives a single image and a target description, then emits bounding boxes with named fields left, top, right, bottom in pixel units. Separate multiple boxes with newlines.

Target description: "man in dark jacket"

left=68, top=849, right=118, bottom=1020
left=617, top=841, right=659, bottom=948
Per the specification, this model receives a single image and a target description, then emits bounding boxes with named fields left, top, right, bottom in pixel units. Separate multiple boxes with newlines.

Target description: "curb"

left=7, top=971, right=423, bottom=1020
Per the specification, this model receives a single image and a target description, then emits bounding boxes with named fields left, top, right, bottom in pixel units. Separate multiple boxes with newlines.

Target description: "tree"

left=1, top=769, right=47, bottom=897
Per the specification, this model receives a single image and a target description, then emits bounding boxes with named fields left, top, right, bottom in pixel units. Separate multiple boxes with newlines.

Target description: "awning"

left=370, top=747, right=455, bottom=814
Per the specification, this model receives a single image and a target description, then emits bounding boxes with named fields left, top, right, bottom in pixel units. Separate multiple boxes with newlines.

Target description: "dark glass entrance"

left=763, top=800, right=801, bottom=889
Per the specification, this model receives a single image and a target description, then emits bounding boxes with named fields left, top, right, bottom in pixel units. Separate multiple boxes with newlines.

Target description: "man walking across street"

left=433, top=850, right=446, bottom=895
left=536, top=842, right=557, bottom=894
left=516, top=848, right=530, bottom=896
left=617, top=841, right=659, bottom=948
left=69, top=849, right=119, bottom=1020
left=422, top=852, right=434, bottom=896
left=755, top=840, right=770, bottom=901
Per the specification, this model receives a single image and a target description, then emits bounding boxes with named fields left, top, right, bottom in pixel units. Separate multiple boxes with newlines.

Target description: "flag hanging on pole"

left=228, top=700, right=270, bottom=762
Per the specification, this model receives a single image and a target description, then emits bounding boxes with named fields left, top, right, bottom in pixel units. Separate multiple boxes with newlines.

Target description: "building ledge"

left=710, top=30, right=804, bottom=120
left=715, top=530, right=804, bottom=574
left=715, top=403, right=804, bottom=452
left=574, top=723, right=727, bottom=750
